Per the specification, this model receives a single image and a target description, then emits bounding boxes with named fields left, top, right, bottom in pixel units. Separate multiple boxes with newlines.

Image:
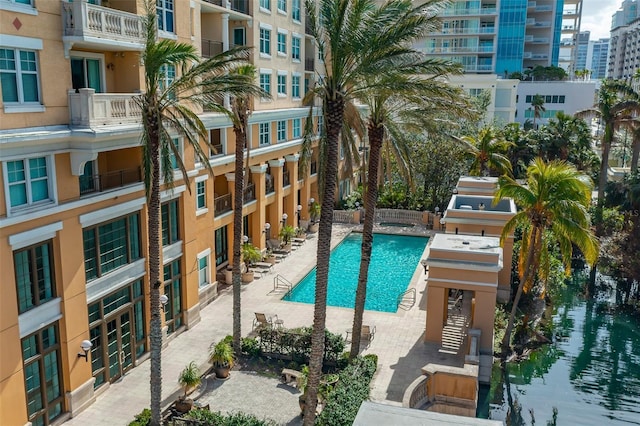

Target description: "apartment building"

left=0, top=1, right=324, bottom=425
left=607, top=0, right=640, bottom=80
left=575, top=30, right=589, bottom=71
left=586, top=38, right=610, bottom=79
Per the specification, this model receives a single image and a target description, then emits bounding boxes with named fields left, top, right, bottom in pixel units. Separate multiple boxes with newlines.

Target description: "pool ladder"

left=273, top=274, right=293, bottom=296
left=397, top=288, right=416, bottom=310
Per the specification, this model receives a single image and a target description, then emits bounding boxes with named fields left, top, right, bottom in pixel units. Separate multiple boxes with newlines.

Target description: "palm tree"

left=495, top=158, right=599, bottom=355
left=350, top=62, right=471, bottom=357
left=459, top=127, right=513, bottom=177
left=138, top=2, right=257, bottom=423
left=301, top=0, right=439, bottom=421
left=531, top=94, right=546, bottom=128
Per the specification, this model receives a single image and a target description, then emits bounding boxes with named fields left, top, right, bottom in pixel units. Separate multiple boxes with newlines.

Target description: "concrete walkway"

left=65, top=224, right=436, bottom=425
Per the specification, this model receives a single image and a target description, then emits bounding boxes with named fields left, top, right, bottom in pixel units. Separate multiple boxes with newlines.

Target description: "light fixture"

left=420, top=258, right=429, bottom=274
left=296, top=204, right=302, bottom=214
left=355, top=201, right=360, bottom=209
left=452, top=188, right=458, bottom=194
left=281, top=213, right=288, bottom=225
left=78, top=340, right=93, bottom=362
left=242, top=235, right=249, bottom=244
left=435, top=206, right=440, bottom=215
left=159, top=294, right=169, bottom=311
left=309, top=198, right=315, bottom=205
left=263, top=222, right=271, bottom=233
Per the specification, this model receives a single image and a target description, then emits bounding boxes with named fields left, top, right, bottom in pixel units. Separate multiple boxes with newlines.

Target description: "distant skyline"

left=581, top=0, right=620, bottom=40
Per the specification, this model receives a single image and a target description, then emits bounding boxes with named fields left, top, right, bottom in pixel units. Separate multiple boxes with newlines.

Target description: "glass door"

left=71, top=57, right=103, bottom=92
left=106, top=310, right=133, bottom=382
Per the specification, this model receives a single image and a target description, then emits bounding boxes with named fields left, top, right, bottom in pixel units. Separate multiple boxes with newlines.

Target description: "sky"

left=580, top=0, right=621, bottom=40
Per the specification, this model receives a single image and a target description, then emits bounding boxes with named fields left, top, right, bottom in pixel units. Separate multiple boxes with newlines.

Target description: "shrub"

left=257, top=327, right=344, bottom=367
left=128, top=408, right=151, bottom=426
left=185, top=409, right=277, bottom=425
left=241, top=337, right=261, bottom=357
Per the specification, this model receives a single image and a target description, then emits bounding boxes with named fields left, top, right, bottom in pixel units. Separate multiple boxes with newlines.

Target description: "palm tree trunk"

left=303, top=98, right=344, bottom=425
left=500, top=226, right=540, bottom=356
left=598, top=124, right=614, bottom=207
left=631, top=136, right=639, bottom=172
left=350, top=123, right=382, bottom=358
left=148, top=120, right=163, bottom=426
left=232, top=111, right=247, bottom=355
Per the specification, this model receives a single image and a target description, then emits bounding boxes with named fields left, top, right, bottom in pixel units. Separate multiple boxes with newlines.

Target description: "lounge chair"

left=252, top=262, right=274, bottom=272
left=345, top=325, right=376, bottom=347
left=252, top=312, right=277, bottom=330
left=267, top=239, right=290, bottom=255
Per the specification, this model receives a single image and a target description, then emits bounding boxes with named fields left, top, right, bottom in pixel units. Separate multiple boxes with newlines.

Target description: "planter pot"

left=224, top=269, right=233, bottom=284
left=283, top=243, right=292, bottom=252
left=241, top=271, right=254, bottom=283
left=175, top=398, right=194, bottom=413
left=298, top=394, right=306, bottom=416
left=265, top=256, right=276, bottom=265
left=308, top=223, right=319, bottom=233
left=297, top=233, right=307, bottom=240
left=214, top=365, right=231, bottom=380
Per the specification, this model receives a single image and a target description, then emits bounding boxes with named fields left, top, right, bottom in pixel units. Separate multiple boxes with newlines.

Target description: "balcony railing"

left=305, top=58, right=315, bottom=72
left=202, top=0, right=250, bottom=14
left=266, top=179, right=275, bottom=195
left=202, top=39, right=223, bottom=58
left=441, top=7, right=497, bottom=16
left=310, top=161, right=318, bottom=175
left=424, top=45, right=494, bottom=54
left=283, top=170, right=291, bottom=187
left=210, top=144, right=224, bottom=157
left=244, top=183, right=256, bottom=203
left=435, top=27, right=495, bottom=35
left=62, top=1, right=144, bottom=49
left=79, top=167, right=142, bottom=195
left=215, top=193, right=232, bottom=216
left=69, top=89, right=142, bottom=128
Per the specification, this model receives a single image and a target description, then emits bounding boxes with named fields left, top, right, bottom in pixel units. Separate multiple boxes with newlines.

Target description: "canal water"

left=477, top=278, right=640, bottom=425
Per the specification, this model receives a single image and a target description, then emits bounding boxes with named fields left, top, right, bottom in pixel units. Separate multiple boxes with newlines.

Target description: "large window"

left=292, top=0, right=301, bottom=21
left=259, top=0, right=270, bottom=11
left=22, top=323, right=63, bottom=426
left=197, top=253, right=210, bottom=287
left=6, top=157, right=51, bottom=209
left=277, top=120, right=287, bottom=143
left=277, top=32, right=287, bottom=55
left=163, top=260, right=183, bottom=333
left=291, top=36, right=301, bottom=61
left=83, top=213, right=141, bottom=281
left=14, top=241, right=55, bottom=314
left=156, top=0, right=174, bottom=33
left=277, top=0, right=286, bottom=13
left=70, top=56, right=102, bottom=92
left=161, top=199, right=179, bottom=246
left=160, top=65, right=176, bottom=99
left=277, top=73, right=287, bottom=96
left=0, top=47, right=40, bottom=104
left=196, top=181, right=206, bottom=210
left=260, top=72, right=271, bottom=95
left=215, top=226, right=228, bottom=266
left=292, top=118, right=301, bottom=139
left=292, top=74, right=301, bottom=99
left=260, top=27, right=271, bottom=55
left=259, top=122, right=271, bottom=146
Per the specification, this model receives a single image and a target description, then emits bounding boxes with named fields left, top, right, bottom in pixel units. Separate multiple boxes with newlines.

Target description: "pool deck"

left=64, top=223, right=456, bottom=425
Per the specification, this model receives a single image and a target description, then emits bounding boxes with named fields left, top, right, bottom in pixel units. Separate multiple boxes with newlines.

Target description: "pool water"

left=282, top=233, right=428, bottom=312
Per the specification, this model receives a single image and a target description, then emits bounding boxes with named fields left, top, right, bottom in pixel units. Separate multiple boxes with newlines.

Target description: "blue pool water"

left=282, top=233, right=428, bottom=312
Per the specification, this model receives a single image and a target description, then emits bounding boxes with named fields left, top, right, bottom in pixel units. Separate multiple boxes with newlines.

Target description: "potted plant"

left=308, top=202, right=320, bottom=233
left=209, top=339, right=235, bottom=379
left=264, top=248, right=276, bottom=265
left=175, top=361, right=201, bottom=413
left=241, top=243, right=262, bottom=283
left=295, top=227, right=307, bottom=240
left=297, top=365, right=309, bottom=415
left=279, top=225, right=296, bottom=251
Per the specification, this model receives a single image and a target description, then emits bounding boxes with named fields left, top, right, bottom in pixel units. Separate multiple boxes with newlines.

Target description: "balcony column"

left=222, top=13, right=231, bottom=109
left=268, top=158, right=285, bottom=236
left=284, top=154, right=300, bottom=225
left=249, top=164, right=268, bottom=249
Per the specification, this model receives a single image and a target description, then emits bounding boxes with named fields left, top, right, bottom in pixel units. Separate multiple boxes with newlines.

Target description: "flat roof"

left=429, top=233, right=502, bottom=255
left=353, top=402, right=504, bottom=426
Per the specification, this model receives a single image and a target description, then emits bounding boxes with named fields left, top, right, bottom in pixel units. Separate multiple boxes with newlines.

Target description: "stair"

left=478, top=355, right=494, bottom=384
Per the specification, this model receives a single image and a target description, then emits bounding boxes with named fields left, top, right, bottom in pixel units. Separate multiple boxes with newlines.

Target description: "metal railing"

left=274, top=274, right=293, bottom=294
left=202, top=0, right=250, bottom=14
left=210, top=144, right=224, bottom=157
left=305, top=58, right=315, bottom=71
left=283, top=170, right=290, bottom=187
left=79, top=167, right=142, bottom=194
left=266, top=179, right=275, bottom=195
left=244, top=182, right=256, bottom=203
left=397, top=288, right=416, bottom=310
left=214, top=193, right=232, bottom=216
left=201, top=39, right=223, bottom=58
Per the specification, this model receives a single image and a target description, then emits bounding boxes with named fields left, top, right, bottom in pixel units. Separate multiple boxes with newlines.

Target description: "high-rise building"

left=575, top=31, right=590, bottom=71
left=608, top=0, right=640, bottom=79
left=0, top=1, right=330, bottom=425
left=586, top=38, right=610, bottom=79
left=416, top=0, right=583, bottom=75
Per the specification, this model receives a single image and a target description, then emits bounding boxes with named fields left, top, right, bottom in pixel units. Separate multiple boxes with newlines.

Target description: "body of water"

left=478, top=279, right=640, bottom=425
left=282, top=233, right=428, bottom=312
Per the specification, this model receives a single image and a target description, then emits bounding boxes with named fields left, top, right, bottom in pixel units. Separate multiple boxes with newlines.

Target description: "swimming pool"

left=282, top=233, right=428, bottom=313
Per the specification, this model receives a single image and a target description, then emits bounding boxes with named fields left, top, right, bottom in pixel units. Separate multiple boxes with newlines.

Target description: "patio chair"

left=345, top=325, right=376, bottom=347
left=252, top=312, right=276, bottom=330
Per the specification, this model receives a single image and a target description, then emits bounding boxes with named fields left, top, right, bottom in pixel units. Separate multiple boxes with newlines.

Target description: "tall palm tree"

left=531, top=94, right=546, bottom=128
left=459, top=127, right=513, bottom=177
left=138, top=2, right=257, bottom=423
left=495, top=159, right=599, bottom=355
left=350, top=62, right=471, bottom=356
left=301, top=0, right=439, bottom=421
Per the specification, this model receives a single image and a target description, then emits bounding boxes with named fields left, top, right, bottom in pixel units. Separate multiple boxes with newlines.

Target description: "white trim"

left=259, top=6, right=271, bottom=14
left=197, top=250, right=211, bottom=287
left=163, top=241, right=183, bottom=264
left=292, top=71, right=301, bottom=77
left=18, top=298, right=62, bottom=339
left=426, top=259, right=502, bottom=273
left=9, top=221, right=63, bottom=250
left=277, top=28, right=289, bottom=35
left=259, top=22, right=273, bottom=31
left=86, top=260, right=146, bottom=303
left=259, top=53, right=272, bottom=60
left=292, top=32, right=302, bottom=38
left=0, top=1, right=38, bottom=16
left=277, top=70, right=288, bottom=76
left=79, top=197, right=145, bottom=227
left=3, top=155, right=57, bottom=218
left=158, top=30, right=178, bottom=41
left=259, top=68, right=273, bottom=74
left=0, top=34, right=43, bottom=50
left=427, top=276, right=499, bottom=289
left=196, top=207, right=209, bottom=216
left=161, top=184, right=186, bottom=201
left=197, top=248, right=212, bottom=258
left=4, top=104, right=45, bottom=114
left=195, top=174, right=209, bottom=183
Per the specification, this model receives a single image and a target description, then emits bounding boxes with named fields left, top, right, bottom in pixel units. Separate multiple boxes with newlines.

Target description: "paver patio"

left=65, top=224, right=437, bottom=426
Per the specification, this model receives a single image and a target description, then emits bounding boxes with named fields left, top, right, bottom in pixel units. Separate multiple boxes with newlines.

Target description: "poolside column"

left=268, top=158, right=285, bottom=235
left=284, top=154, right=300, bottom=224
left=250, top=164, right=268, bottom=249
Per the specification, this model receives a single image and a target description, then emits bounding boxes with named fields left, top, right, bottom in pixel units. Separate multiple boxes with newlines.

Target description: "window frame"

left=277, top=120, right=287, bottom=143
left=291, top=74, right=301, bottom=99
left=196, top=179, right=207, bottom=212
left=156, top=0, right=175, bottom=34
left=277, top=72, right=287, bottom=97
left=259, top=71, right=271, bottom=97
left=14, top=240, right=56, bottom=314
left=277, top=0, right=287, bottom=14
left=161, top=199, right=180, bottom=246
left=259, top=27, right=271, bottom=56
left=292, top=118, right=301, bottom=139
left=292, top=0, right=301, bottom=22
left=0, top=46, right=42, bottom=107
left=197, top=251, right=210, bottom=288
left=291, top=36, right=301, bottom=61
left=259, top=122, right=271, bottom=146
left=4, top=156, right=54, bottom=213
left=259, top=0, right=271, bottom=12
left=277, top=31, right=287, bottom=56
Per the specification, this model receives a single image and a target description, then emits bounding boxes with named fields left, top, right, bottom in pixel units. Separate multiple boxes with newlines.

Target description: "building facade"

left=575, top=30, right=590, bottom=71
left=586, top=38, right=610, bottom=79
left=608, top=17, right=640, bottom=80
left=0, top=1, right=327, bottom=425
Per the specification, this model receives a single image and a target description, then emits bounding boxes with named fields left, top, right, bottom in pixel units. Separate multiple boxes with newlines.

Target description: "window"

left=292, top=74, right=301, bottom=98
left=163, top=260, right=183, bottom=333
left=293, top=118, right=301, bottom=138
left=0, top=47, right=40, bottom=104
left=292, top=0, right=301, bottom=21
left=169, top=138, right=181, bottom=170
left=215, top=226, right=229, bottom=266
left=83, top=213, right=141, bottom=281
left=525, top=95, right=532, bottom=103
left=278, top=0, right=286, bottom=13
left=160, top=65, right=176, bottom=99
left=22, top=323, right=64, bottom=426
left=156, top=0, right=174, bottom=33
left=198, top=253, right=210, bottom=287
left=552, top=95, right=559, bottom=103
left=277, top=120, right=287, bottom=142
left=277, top=73, right=287, bottom=96
left=259, top=122, right=271, bottom=146
left=196, top=180, right=206, bottom=210
left=6, top=157, right=51, bottom=209
left=161, top=199, right=179, bottom=246
left=277, top=32, right=287, bottom=55
left=291, top=36, right=301, bottom=61
left=260, top=27, right=271, bottom=55
left=559, top=95, right=565, bottom=103
left=14, top=241, right=55, bottom=314
left=259, top=71, right=271, bottom=95
left=70, top=56, right=102, bottom=92
left=317, top=116, right=324, bottom=135
left=259, top=0, right=270, bottom=11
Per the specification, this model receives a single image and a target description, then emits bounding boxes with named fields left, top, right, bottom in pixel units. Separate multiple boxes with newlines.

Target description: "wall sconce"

left=263, top=222, right=271, bottom=233
left=420, top=259, right=429, bottom=274
left=159, top=294, right=169, bottom=311
left=434, top=206, right=440, bottom=216
left=309, top=198, right=315, bottom=205
left=296, top=205, right=302, bottom=226
left=452, top=188, right=458, bottom=194
left=242, top=235, right=249, bottom=244
left=106, top=62, right=115, bottom=71
left=281, top=213, right=288, bottom=226
left=77, top=340, right=93, bottom=362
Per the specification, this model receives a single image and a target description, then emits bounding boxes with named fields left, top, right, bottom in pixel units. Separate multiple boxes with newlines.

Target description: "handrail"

left=397, top=287, right=416, bottom=309
left=274, top=274, right=293, bottom=295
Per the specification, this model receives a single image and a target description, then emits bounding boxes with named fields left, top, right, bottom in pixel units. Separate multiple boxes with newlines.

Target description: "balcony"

left=202, top=39, right=223, bottom=58
left=305, top=58, right=315, bottom=72
left=244, top=183, right=256, bottom=203
left=283, top=170, right=291, bottom=187
left=266, top=178, right=275, bottom=195
left=201, top=0, right=251, bottom=15
left=436, top=27, right=495, bottom=35
left=424, top=45, right=494, bottom=54
left=61, top=0, right=144, bottom=56
left=80, top=167, right=142, bottom=195
left=440, top=8, right=497, bottom=16
left=69, top=89, right=141, bottom=128
left=214, top=193, right=232, bottom=216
